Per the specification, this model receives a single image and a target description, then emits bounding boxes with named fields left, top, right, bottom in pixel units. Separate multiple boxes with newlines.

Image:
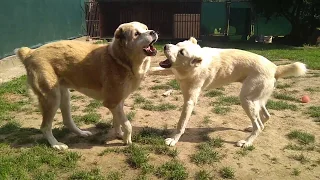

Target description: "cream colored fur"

left=16, top=22, right=158, bottom=150
left=162, top=37, right=307, bottom=147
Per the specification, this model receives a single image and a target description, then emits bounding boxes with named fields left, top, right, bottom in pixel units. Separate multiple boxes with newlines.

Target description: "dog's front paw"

left=52, top=142, right=69, bottom=150
left=236, top=140, right=252, bottom=148
left=165, top=138, right=178, bottom=146
left=123, top=138, right=132, bottom=145
left=79, top=130, right=93, bottom=137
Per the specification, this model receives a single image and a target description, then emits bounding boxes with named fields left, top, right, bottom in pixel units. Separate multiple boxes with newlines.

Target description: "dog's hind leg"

left=60, top=87, right=92, bottom=137
left=237, top=97, right=263, bottom=147
left=38, top=88, right=69, bottom=150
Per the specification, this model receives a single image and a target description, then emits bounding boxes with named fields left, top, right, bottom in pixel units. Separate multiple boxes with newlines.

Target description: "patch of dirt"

left=4, top=53, right=320, bottom=179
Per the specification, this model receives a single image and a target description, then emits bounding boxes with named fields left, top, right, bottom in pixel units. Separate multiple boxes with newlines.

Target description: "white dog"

left=159, top=37, right=307, bottom=147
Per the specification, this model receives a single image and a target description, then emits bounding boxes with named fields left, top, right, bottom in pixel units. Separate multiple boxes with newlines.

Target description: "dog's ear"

left=115, top=27, right=125, bottom=40
left=190, top=57, right=202, bottom=67
left=189, top=37, right=197, bottom=44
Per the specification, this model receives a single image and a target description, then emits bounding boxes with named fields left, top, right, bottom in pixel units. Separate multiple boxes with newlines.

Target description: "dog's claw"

left=236, top=140, right=252, bottom=147
left=52, top=142, right=69, bottom=150
left=79, top=130, right=92, bottom=137
left=244, top=126, right=253, bottom=132
left=165, top=138, right=177, bottom=146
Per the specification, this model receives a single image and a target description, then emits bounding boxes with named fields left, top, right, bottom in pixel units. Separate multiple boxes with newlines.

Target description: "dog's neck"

left=108, top=42, right=149, bottom=78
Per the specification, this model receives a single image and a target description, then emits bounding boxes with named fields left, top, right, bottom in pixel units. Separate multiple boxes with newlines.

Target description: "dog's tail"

left=14, top=47, right=33, bottom=62
left=275, top=62, right=307, bottom=79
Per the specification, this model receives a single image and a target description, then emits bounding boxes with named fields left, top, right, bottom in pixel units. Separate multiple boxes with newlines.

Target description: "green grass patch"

left=106, top=171, right=122, bottom=180
left=236, top=145, right=255, bottom=156
left=73, top=113, right=101, bottom=125
left=69, top=168, right=105, bottom=180
left=190, top=137, right=223, bottom=165
left=290, top=154, right=310, bottom=164
left=155, top=160, right=188, bottom=180
left=133, top=94, right=152, bottom=104
left=0, top=144, right=81, bottom=180
left=166, top=79, right=180, bottom=90
left=291, top=168, right=301, bottom=176
left=219, top=167, right=235, bottom=179
left=83, top=100, right=103, bottom=112
left=126, top=145, right=150, bottom=169
left=273, top=93, right=298, bottom=102
left=195, top=170, right=213, bottom=180
left=287, top=130, right=315, bottom=145
left=150, top=84, right=171, bottom=90
left=204, top=90, right=224, bottom=97
left=306, top=106, right=320, bottom=122
left=0, top=121, right=21, bottom=134
left=212, top=106, right=231, bottom=115
left=212, top=96, right=241, bottom=106
left=203, top=116, right=211, bottom=124
left=0, top=76, right=28, bottom=96
left=266, top=100, right=298, bottom=111
left=126, top=111, right=136, bottom=121
left=203, top=42, right=320, bottom=69
left=304, top=87, right=320, bottom=92
left=141, top=103, right=177, bottom=111
left=276, top=83, right=292, bottom=89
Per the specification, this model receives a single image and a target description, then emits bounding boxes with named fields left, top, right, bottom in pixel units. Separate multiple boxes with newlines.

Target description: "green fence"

left=0, top=0, right=86, bottom=59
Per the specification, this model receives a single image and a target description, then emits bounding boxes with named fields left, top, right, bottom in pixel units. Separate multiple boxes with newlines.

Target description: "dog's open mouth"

left=159, top=59, right=172, bottom=68
left=143, top=40, right=157, bottom=56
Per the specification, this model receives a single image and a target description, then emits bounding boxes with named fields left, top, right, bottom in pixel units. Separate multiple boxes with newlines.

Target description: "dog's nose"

left=150, top=30, right=156, bottom=35
left=164, top=45, right=168, bottom=51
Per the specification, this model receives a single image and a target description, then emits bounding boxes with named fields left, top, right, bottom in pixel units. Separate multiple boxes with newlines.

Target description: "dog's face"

left=160, top=37, right=202, bottom=69
left=114, top=21, right=158, bottom=57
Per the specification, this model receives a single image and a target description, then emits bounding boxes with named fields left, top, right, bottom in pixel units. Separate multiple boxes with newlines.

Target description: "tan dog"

left=159, top=37, right=307, bottom=147
left=15, top=22, right=158, bottom=150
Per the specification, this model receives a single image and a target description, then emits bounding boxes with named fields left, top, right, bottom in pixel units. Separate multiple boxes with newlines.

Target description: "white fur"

left=162, top=37, right=307, bottom=147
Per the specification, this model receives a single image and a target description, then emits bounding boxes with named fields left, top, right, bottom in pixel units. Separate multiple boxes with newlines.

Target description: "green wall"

left=201, top=2, right=227, bottom=35
left=0, top=0, right=86, bottom=59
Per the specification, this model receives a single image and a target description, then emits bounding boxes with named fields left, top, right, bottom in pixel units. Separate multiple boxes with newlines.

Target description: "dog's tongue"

left=144, top=45, right=157, bottom=54
left=159, top=59, right=172, bottom=68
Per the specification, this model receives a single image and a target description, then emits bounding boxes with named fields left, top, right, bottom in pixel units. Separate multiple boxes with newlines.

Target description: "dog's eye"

left=135, top=31, right=141, bottom=36
left=179, top=49, right=185, bottom=56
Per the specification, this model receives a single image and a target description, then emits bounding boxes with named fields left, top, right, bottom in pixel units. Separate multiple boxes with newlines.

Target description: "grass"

left=126, top=111, right=136, bottom=121
left=212, top=106, right=231, bottom=115
left=133, top=94, right=151, bottom=104
left=266, top=100, right=298, bottom=111
left=106, top=171, right=123, bottom=180
left=291, top=168, right=301, bottom=176
left=203, top=116, right=211, bottom=124
left=273, top=92, right=298, bottom=102
left=0, top=121, right=21, bottom=134
left=204, top=90, right=224, bottom=97
left=276, top=83, right=292, bottom=89
left=84, top=99, right=103, bottom=112
left=141, top=102, right=177, bottom=111
left=203, top=42, right=320, bottom=70
left=166, top=79, right=180, bottom=90
left=155, top=159, right=188, bottom=180
left=287, top=130, right=315, bottom=145
left=306, top=106, right=320, bottom=122
left=304, top=87, right=320, bottom=92
left=150, top=84, right=171, bottom=90
left=126, top=145, right=150, bottom=169
left=0, top=144, right=81, bottom=179
left=195, top=170, right=213, bottom=180
left=215, top=96, right=241, bottom=106
left=73, top=112, right=101, bottom=125
left=290, top=154, right=310, bottom=164
left=190, top=137, right=223, bottom=165
left=69, top=168, right=105, bottom=180
left=219, top=167, right=235, bottom=179
left=236, top=145, right=255, bottom=156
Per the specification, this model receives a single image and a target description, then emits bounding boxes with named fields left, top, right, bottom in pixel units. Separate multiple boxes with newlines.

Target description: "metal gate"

left=98, top=1, right=202, bottom=39
left=85, top=1, right=100, bottom=38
